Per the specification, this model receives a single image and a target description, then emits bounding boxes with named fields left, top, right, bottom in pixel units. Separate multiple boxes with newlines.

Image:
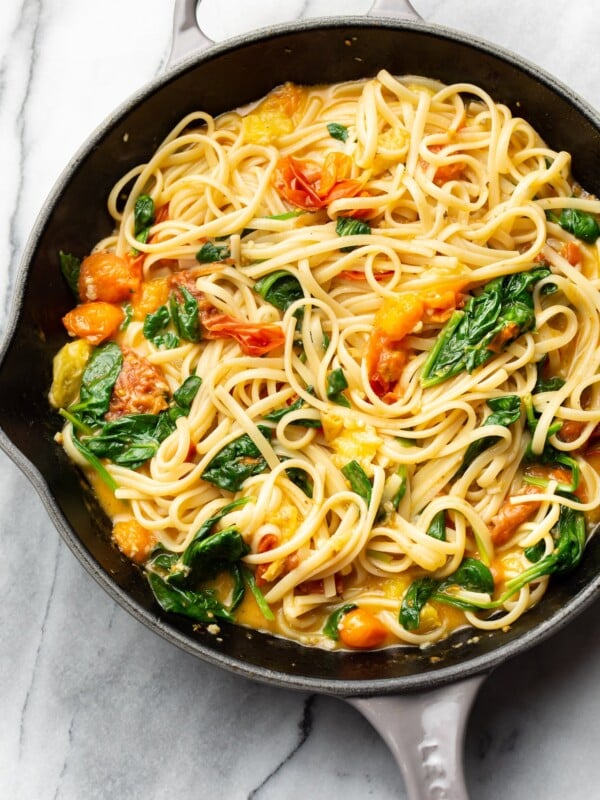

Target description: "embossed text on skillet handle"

left=347, top=675, right=486, bottom=800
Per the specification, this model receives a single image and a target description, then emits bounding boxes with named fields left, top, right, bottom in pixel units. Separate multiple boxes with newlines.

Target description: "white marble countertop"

left=2, top=1, right=600, bottom=798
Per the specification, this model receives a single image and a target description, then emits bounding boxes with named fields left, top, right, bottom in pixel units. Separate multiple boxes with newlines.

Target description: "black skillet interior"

left=2, top=18, right=600, bottom=695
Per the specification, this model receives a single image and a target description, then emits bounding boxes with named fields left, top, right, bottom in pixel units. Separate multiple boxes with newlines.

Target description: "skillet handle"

left=347, top=674, right=486, bottom=800
left=168, top=0, right=423, bottom=67
left=168, top=0, right=213, bottom=66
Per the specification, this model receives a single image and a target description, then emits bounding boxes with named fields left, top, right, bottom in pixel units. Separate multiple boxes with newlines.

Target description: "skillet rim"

left=2, top=14, right=600, bottom=697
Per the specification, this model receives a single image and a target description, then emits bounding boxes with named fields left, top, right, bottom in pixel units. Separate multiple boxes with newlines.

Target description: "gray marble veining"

left=2, top=2, right=600, bottom=799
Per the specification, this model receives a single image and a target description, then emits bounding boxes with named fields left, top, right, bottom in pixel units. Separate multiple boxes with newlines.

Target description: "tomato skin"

left=273, top=155, right=365, bottom=212
left=78, top=251, right=142, bottom=304
left=62, top=301, right=124, bottom=345
left=338, top=607, right=388, bottom=649
left=203, top=314, right=285, bottom=356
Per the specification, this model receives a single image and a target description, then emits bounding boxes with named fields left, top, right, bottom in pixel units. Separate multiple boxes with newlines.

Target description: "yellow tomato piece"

left=382, top=575, right=412, bottom=600
left=321, top=411, right=344, bottom=443
left=242, top=82, right=306, bottom=145
left=48, top=338, right=92, bottom=409
left=243, top=109, right=294, bottom=144
left=419, top=603, right=442, bottom=633
left=330, top=419, right=382, bottom=476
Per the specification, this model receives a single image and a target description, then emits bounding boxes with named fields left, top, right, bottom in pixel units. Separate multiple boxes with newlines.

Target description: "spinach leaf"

left=336, top=216, right=371, bottom=251
left=323, top=603, right=357, bottom=640
left=120, top=303, right=133, bottom=331
left=426, top=510, right=446, bottom=541
left=342, top=460, right=372, bottom=506
left=525, top=540, right=546, bottom=563
left=326, top=368, right=351, bottom=407
left=399, top=577, right=437, bottom=631
left=377, top=465, right=409, bottom=523
left=402, top=504, right=585, bottom=626
left=254, top=270, right=304, bottom=313
left=547, top=208, right=600, bottom=244
left=144, top=288, right=203, bottom=349
left=501, top=503, right=585, bottom=595
left=169, top=286, right=201, bottom=342
left=437, top=558, right=494, bottom=594
left=327, top=123, right=349, bottom=142
left=80, top=374, right=201, bottom=470
left=202, top=425, right=273, bottom=491
left=146, top=550, right=183, bottom=582
left=393, top=465, right=408, bottom=509
left=421, top=267, right=550, bottom=387
left=182, top=526, right=251, bottom=582
left=457, top=395, right=521, bottom=475
left=523, top=397, right=580, bottom=492
left=67, top=426, right=119, bottom=491
left=256, top=211, right=305, bottom=222
left=171, top=375, right=202, bottom=418
left=59, top=251, right=81, bottom=299
left=533, top=355, right=565, bottom=393
left=524, top=394, right=562, bottom=442
left=263, top=390, right=321, bottom=428
left=143, top=305, right=180, bottom=349
left=147, top=572, right=233, bottom=623
left=229, top=563, right=246, bottom=612
left=189, top=497, right=251, bottom=545
left=285, top=467, right=314, bottom=498
left=68, top=343, right=123, bottom=425
left=85, top=413, right=167, bottom=468
left=242, top=566, right=275, bottom=621
left=196, top=241, right=230, bottom=263
left=400, top=557, right=494, bottom=630
left=134, top=194, right=155, bottom=243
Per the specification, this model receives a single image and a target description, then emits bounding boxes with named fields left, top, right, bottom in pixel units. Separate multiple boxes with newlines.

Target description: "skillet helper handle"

left=368, top=0, right=421, bottom=20
left=169, top=0, right=423, bottom=67
left=169, top=0, right=213, bottom=66
left=347, top=674, right=486, bottom=800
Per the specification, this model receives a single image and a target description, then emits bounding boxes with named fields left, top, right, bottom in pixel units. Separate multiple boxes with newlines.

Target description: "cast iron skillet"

left=2, top=1, right=600, bottom=796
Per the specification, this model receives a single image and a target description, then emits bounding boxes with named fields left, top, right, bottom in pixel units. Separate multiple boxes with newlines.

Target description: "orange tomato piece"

left=268, top=82, right=306, bottom=118
left=78, top=251, right=142, bottom=304
left=374, top=293, right=425, bottom=340
left=340, top=269, right=395, bottom=281
left=112, top=519, right=156, bottom=564
left=488, top=321, right=520, bottom=353
left=366, top=329, right=408, bottom=399
left=131, top=277, right=170, bottom=321
left=62, top=301, right=124, bottom=345
left=338, top=607, right=388, bottom=649
left=255, top=533, right=280, bottom=587
left=433, top=161, right=466, bottom=186
left=561, top=241, right=582, bottom=266
left=319, top=152, right=352, bottom=197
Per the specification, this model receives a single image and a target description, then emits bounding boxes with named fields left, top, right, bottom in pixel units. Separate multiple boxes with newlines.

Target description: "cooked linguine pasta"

left=50, top=70, right=600, bottom=650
